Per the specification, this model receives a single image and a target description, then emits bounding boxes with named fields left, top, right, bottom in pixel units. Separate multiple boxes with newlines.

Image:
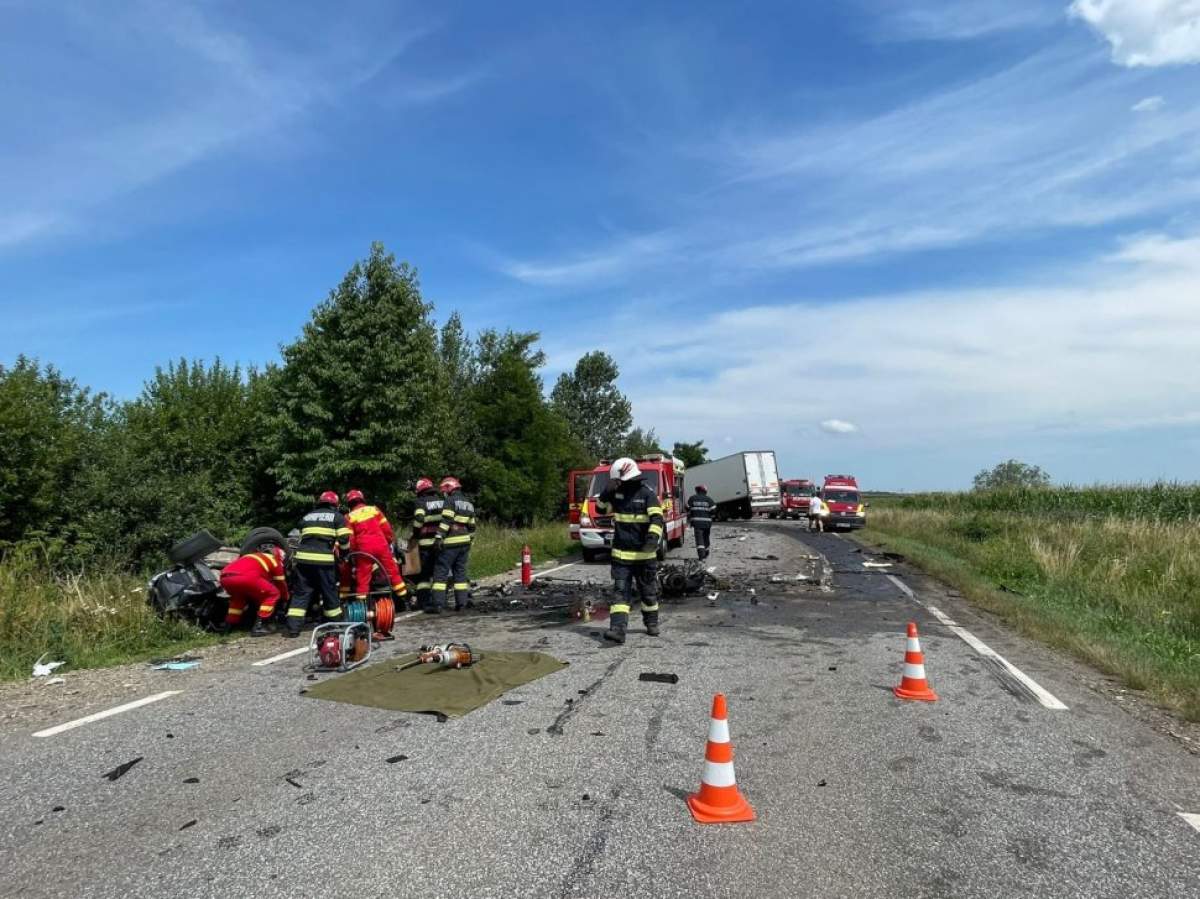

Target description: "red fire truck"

left=778, top=478, right=816, bottom=519
left=820, top=474, right=866, bottom=530
left=567, top=454, right=688, bottom=562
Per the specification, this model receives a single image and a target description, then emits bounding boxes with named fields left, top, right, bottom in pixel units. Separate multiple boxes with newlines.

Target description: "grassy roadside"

left=0, top=522, right=578, bottom=682
left=859, top=504, right=1200, bottom=721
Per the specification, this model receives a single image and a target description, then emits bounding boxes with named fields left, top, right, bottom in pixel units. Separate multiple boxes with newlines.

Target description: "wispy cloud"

left=1071, top=0, right=1200, bottom=67
left=1132, top=94, right=1166, bottom=112
left=496, top=233, right=680, bottom=288
left=0, top=2, right=451, bottom=250
left=862, top=0, right=1061, bottom=41
left=820, top=419, right=860, bottom=435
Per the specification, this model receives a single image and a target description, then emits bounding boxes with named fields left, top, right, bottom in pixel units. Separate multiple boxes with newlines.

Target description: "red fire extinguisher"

left=521, top=544, right=532, bottom=587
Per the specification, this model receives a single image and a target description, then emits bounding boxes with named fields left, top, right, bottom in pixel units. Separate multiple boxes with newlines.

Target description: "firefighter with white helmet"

left=595, top=457, right=664, bottom=643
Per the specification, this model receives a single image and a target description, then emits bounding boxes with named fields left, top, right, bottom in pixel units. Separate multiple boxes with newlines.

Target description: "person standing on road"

left=596, top=457, right=665, bottom=643
left=287, top=491, right=351, bottom=636
left=808, top=492, right=827, bottom=533
left=219, top=543, right=289, bottom=637
left=686, top=484, right=716, bottom=561
left=410, top=477, right=444, bottom=613
left=431, top=477, right=476, bottom=613
left=344, top=489, right=410, bottom=610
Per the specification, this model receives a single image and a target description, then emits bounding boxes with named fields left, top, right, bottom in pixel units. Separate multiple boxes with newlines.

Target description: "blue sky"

left=3, top=0, right=1200, bottom=489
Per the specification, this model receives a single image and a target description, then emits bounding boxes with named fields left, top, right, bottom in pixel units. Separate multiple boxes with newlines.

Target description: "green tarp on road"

left=303, top=651, right=568, bottom=718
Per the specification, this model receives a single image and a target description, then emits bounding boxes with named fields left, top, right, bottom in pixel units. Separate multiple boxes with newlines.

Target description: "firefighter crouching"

left=432, top=477, right=476, bottom=613
left=411, top=478, right=444, bottom=613
left=287, top=490, right=351, bottom=636
left=686, top=483, right=715, bottom=561
left=596, top=457, right=664, bottom=644
left=345, top=489, right=410, bottom=610
left=220, top=543, right=288, bottom=637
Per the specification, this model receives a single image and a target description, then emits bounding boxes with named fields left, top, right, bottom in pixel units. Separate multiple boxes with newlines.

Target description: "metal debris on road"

left=386, top=755, right=409, bottom=764
left=152, top=661, right=200, bottom=671
left=638, top=672, right=679, bottom=684
left=32, top=654, right=65, bottom=678
left=102, top=757, right=144, bottom=782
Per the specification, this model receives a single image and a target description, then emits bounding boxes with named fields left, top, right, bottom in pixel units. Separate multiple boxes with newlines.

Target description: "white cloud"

left=612, top=231, right=1200, bottom=456
left=820, top=419, right=860, bottom=435
left=866, top=0, right=1060, bottom=41
left=1131, top=95, right=1167, bottom=112
left=497, top=233, right=679, bottom=287
left=1070, top=0, right=1200, bottom=67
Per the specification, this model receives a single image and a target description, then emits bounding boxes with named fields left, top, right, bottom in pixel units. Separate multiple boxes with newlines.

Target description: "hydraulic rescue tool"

left=396, top=642, right=480, bottom=671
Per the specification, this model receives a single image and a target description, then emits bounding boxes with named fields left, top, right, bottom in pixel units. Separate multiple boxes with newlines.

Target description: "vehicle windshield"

left=823, top=490, right=859, bottom=503
left=783, top=484, right=813, bottom=496
left=589, top=470, right=661, bottom=500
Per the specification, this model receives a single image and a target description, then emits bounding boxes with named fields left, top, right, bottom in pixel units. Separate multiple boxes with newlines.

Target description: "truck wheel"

left=582, top=548, right=600, bottom=563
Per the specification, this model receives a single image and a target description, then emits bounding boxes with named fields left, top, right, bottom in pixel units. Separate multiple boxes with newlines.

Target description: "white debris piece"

left=32, top=654, right=66, bottom=677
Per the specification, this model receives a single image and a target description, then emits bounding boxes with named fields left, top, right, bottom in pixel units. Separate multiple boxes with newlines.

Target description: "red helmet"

left=414, top=477, right=435, bottom=494
left=696, top=484, right=708, bottom=493
left=318, top=490, right=339, bottom=505
left=346, top=489, right=365, bottom=506
left=439, top=476, right=461, bottom=494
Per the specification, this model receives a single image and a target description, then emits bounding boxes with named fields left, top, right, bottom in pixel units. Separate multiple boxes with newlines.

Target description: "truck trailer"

left=683, top=451, right=781, bottom=520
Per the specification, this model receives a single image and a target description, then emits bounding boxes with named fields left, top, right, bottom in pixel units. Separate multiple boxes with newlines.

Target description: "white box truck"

left=683, top=451, right=781, bottom=520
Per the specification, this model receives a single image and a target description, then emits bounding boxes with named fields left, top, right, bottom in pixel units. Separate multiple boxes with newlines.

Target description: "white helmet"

left=609, top=457, right=641, bottom=482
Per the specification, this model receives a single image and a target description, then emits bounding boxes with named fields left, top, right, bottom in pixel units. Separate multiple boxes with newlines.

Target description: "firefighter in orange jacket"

left=344, top=489, right=410, bottom=609
left=220, top=544, right=289, bottom=637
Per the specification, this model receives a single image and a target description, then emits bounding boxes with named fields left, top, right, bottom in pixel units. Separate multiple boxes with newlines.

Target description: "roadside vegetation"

left=862, top=485, right=1200, bottom=720
left=0, top=522, right=579, bottom=682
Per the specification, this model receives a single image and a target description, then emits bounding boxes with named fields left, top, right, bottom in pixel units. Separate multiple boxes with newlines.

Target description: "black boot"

left=604, top=612, right=628, bottom=644
left=250, top=619, right=274, bottom=638
left=643, top=612, right=660, bottom=637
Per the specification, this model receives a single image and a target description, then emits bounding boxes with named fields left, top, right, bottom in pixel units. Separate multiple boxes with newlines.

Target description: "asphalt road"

left=1, top=521, right=1197, bottom=898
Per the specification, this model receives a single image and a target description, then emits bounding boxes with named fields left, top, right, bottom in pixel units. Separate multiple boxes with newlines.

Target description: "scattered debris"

left=184, top=777, right=200, bottom=784
left=590, top=731, right=606, bottom=737
left=102, top=757, right=143, bottom=782
left=582, top=793, right=591, bottom=801
left=284, top=777, right=303, bottom=789
left=817, top=779, right=827, bottom=787
left=52, top=806, right=65, bottom=813
left=166, top=733, right=174, bottom=739
left=639, top=672, right=679, bottom=684
left=32, top=654, right=66, bottom=678
left=828, top=666, right=837, bottom=672
left=386, top=755, right=408, bottom=764
left=862, top=561, right=892, bottom=569
left=502, top=700, right=524, bottom=706
left=750, top=554, right=780, bottom=561
left=179, top=820, right=197, bottom=831
left=152, top=660, right=200, bottom=671
left=42, top=677, right=65, bottom=686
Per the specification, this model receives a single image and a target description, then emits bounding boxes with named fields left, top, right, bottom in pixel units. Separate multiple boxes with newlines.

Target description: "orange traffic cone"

left=894, top=621, right=938, bottom=702
left=687, top=693, right=756, bottom=824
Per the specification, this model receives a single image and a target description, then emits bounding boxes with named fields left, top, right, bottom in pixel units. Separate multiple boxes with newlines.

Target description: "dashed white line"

left=531, top=560, right=581, bottom=580
left=251, top=646, right=309, bottom=667
left=1180, top=813, right=1200, bottom=834
left=887, top=575, right=1068, bottom=711
left=33, top=691, right=182, bottom=738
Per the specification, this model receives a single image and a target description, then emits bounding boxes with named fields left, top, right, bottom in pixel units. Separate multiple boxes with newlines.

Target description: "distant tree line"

left=0, top=243, right=691, bottom=570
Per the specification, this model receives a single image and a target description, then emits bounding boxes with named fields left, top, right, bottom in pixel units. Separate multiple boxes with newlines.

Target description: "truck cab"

left=780, top=479, right=816, bottom=520
left=568, top=454, right=687, bottom=562
left=820, top=475, right=866, bottom=530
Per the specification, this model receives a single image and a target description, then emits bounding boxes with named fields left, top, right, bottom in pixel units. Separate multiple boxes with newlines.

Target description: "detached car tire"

left=239, top=527, right=287, bottom=555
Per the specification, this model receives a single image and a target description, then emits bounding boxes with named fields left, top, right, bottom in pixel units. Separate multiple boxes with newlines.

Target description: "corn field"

left=877, top=483, right=1200, bottom=521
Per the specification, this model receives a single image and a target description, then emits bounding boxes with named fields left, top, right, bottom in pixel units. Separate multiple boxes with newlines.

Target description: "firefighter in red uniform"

left=220, top=544, right=289, bottom=637
left=344, top=489, right=410, bottom=609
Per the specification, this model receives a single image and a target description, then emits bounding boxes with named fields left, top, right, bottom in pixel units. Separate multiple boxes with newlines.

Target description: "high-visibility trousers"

left=353, top=538, right=406, bottom=602
left=221, top=572, right=281, bottom=626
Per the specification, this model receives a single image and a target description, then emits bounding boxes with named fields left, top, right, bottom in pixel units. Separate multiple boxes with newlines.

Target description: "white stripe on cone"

left=903, top=662, right=927, bottom=679
left=702, top=759, right=737, bottom=788
left=707, top=718, right=730, bottom=743
left=907, top=637, right=921, bottom=652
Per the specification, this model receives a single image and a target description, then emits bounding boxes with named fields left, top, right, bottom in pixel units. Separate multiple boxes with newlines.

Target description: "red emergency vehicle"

left=779, top=479, right=816, bottom=519
left=820, top=475, right=866, bottom=530
left=567, top=454, right=687, bottom=562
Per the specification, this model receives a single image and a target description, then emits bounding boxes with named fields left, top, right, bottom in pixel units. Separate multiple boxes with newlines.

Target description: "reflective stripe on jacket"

left=595, top=481, right=663, bottom=562
left=295, top=504, right=351, bottom=565
left=346, top=504, right=395, bottom=548
left=437, top=491, right=477, bottom=546
left=686, top=493, right=715, bottom=525
left=221, top=549, right=289, bottom=599
left=412, top=495, right=446, bottom=547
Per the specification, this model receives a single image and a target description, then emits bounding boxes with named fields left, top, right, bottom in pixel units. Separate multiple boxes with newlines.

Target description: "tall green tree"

left=973, top=459, right=1051, bottom=491
left=550, top=351, right=633, bottom=461
left=622, top=426, right=662, bottom=457
left=435, top=311, right=480, bottom=483
left=0, top=356, right=107, bottom=547
left=268, top=243, right=441, bottom=513
left=471, top=330, right=583, bottom=524
left=672, top=440, right=709, bottom=468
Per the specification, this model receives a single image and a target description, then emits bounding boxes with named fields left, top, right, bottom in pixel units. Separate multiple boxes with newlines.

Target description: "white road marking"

left=251, top=646, right=309, bottom=667
left=531, top=561, right=580, bottom=580
left=33, top=691, right=182, bottom=738
left=397, top=610, right=423, bottom=620
left=887, top=575, right=1068, bottom=711
left=1180, top=813, right=1200, bottom=834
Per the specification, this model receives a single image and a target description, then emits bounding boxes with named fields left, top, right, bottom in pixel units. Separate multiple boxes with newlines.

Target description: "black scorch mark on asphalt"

left=548, top=656, right=625, bottom=736
left=102, top=757, right=143, bottom=781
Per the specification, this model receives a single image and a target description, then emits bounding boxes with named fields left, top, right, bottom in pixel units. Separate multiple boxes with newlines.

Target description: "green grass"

left=0, top=522, right=578, bottom=682
left=468, top=520, right=579, bottom=579
left=860, top=493, right=1200, bottom=720
left=0, top=545, right=219, bottom=682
